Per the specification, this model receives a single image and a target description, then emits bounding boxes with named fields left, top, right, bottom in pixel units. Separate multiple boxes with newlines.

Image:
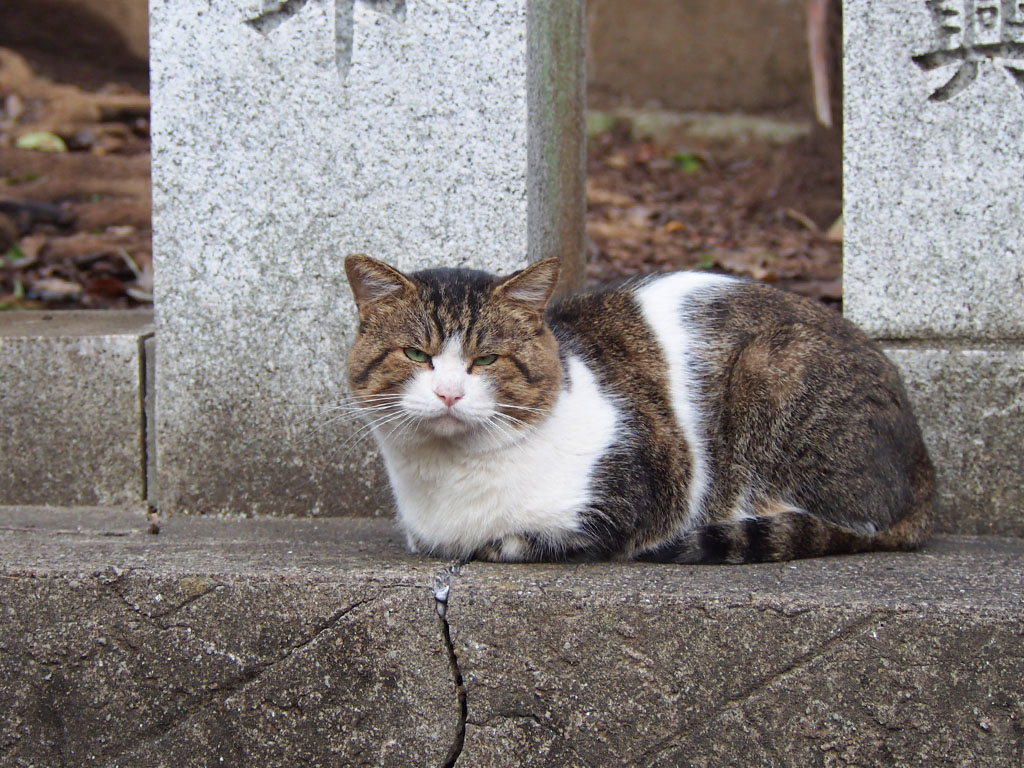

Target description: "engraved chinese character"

left=247, top=0, right=406, bottom=85
left=913, top=0, right=1024, bottom=100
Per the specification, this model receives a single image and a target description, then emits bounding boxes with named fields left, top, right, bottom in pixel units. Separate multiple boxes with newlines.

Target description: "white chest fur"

left=377, top=356, right=620, bottom=557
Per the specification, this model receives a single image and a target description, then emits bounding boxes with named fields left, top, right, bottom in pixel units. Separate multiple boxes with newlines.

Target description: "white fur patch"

left=634, top=272, right=735, bottom=527
left=398, top=335, right=496, bottom=438
left=497, top=534, right=528, bottom=560
left=729, top=494, right=805, bottom=522
left=377, top=356, right=620, bottom=558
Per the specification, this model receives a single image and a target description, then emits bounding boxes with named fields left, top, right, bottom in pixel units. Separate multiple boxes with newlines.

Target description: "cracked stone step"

left=0, top=509, right=459, bottom=767
left=1, top=509, right=1022, bottom=767
left=452, top=540, right=1024, bottom=768
left=448, top=538, right=1024, bottom=767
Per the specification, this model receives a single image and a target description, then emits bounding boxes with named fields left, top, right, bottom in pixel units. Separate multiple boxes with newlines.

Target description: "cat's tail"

left=638, top=451, right=934, bottom=565
left=635, top=503, right=932, bottom=565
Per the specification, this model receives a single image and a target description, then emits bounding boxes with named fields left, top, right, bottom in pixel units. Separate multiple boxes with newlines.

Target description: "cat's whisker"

left=309, top=402, right=394, bottom=414
left=274, top=392, right=403, bottom=407
left=301, top=397, right=405, bottom=439
left=334, top=401, right=405, bottom=417
left=315, top=405, right=399, bottom=425
left=493, top=410, right=529, bottom=425
left=492, top=411, right=533, bottom=432
left=297, top=402, right=404, bottom=441
left=317, top=396, right=406, bottom=414
left=382, top=413, right=420, bottom=443
left=282, top=394, right=409, bottom=444
left=306, top=416, right=399, bottom=494
left=493, top=402, right=547, bottom=414
left=348, top=407, right=411, bottom=439
left=480, top=414, right=526, bottom=445
left=334, top=414, right=405, bottom=454
left=487, top=419, right=521, bottom=440
left=476, top=415, right=507, bottom=443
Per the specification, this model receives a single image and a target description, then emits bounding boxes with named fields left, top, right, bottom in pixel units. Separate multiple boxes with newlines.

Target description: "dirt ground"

left=585, top=119, right=842, bottom=304
left=0, top=19, right=842, bottom=311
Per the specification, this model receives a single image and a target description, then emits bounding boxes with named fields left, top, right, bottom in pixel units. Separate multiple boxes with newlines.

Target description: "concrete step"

left=2, top=508, right=1022, bottom=767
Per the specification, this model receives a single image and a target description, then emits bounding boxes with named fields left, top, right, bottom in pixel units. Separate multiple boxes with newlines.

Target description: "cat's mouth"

left=431, top=411, right=463, bottom=423
left=422, top=409, right=473, bottom=435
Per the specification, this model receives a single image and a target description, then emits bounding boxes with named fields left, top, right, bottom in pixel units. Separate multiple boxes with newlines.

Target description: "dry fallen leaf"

left=585, top=182, right=635, bottom=208
left=31, top=277, right=83, bottom=300
left=825, top=214, right=843, bottom=243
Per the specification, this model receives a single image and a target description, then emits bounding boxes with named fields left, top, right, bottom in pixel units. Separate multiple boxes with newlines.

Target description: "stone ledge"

left=884, top=342, right=1024, bottom=536
left=2, top=316, right=1021, bottom=537
left=0, top=508, right=457, bottom=768
left=0, top=311, right=153, bottom=507
left=2, top=509, right=1022, bottom=767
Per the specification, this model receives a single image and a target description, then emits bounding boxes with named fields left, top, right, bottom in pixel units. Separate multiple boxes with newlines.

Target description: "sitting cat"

left=344, top=254, right=934, bottom=564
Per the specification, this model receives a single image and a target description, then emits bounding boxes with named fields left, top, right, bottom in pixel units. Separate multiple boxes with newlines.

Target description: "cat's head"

left=345, top=255, right=563, bottom=446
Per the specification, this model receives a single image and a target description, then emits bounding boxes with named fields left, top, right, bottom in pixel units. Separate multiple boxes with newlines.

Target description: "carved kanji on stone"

left=247, top=0, right=406, bottom=84
left=913, top=0, right=1024, bottom=100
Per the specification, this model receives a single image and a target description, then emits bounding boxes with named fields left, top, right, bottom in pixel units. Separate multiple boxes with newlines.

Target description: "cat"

left=344, top=254, right=934, bottom=564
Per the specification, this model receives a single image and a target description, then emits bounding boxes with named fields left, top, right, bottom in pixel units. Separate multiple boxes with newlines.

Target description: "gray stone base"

left=3, top=318, right=1022, bottom=538
left=885, top=342, right=1024, bottom=536
left=0, top=509, right=456, bottom=768
left=455, top=538, right=1024, bottom=768
left=0, top=311, right=153, bottom=506
left=2, top=509, right=1022, bottom=767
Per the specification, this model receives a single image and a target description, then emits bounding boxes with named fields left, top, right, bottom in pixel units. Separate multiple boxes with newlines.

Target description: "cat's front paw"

left=475, top=534, right=530, bottom=562
left=404, top=530, right=423, bottom=555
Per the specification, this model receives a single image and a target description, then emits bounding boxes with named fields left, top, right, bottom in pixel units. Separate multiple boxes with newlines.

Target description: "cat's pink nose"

left=435, top=389, right=463, bottom=408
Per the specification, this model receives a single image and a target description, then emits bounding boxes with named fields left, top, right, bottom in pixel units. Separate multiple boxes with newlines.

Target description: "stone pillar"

left=149, top=0, right=585, bottom=515
left=844, top=0, right=1024, bottom=534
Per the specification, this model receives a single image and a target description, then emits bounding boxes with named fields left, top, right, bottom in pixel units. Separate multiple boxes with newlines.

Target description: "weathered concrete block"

left=0, top=311, right=152, bottom=506
left=844, top=0, right=1024, bottom=339
left=844, top=1, right=1024, bottom=526
left=150, top=0, right=584, bottom=515
left=0, top=511, right=458, bottom=767
left=3, top=511, right=1022, bottom=766
left=587, top=0, right=812, bottom=113
left=452, top=539, right=1024, bottom=767
left=886, top=343, right=1024, bottom=536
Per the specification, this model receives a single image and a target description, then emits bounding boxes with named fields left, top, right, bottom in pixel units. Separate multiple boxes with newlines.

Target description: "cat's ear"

left=345, top=254, right=416, bottom=313
left=493, top=258, right=561, bottom=312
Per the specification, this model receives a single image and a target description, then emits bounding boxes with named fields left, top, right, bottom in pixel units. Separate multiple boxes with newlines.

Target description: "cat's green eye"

left=404, top=347, right=430, bottom=363
left=473, top=354, right=498, bottom=367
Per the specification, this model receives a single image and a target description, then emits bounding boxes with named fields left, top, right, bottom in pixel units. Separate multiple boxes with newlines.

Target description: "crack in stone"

left=434, top=564, right=466, bottom=768
left=195, top=589, right=398, bottom=700
left=467, top=710, right=547, bottom=729
left=641, top=611, right=885, bottom=765
left=465, top=711, right=595, bottom=768
left=148, top=586, right=220, bottom=622
left=98, top=569, right=222, bottom=629
left=114, top=589, right=395, bottom=757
